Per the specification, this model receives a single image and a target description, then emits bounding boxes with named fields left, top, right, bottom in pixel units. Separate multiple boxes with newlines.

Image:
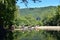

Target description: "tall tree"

left=0, top=0, right=16, bottom=40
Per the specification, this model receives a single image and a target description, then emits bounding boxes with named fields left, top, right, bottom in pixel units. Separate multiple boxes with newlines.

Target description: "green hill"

left=20, top=6, right=57, bottom=20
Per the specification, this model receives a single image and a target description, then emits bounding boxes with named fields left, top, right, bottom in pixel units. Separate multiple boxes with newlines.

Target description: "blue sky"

left=16, top=0, right=60, bottom=9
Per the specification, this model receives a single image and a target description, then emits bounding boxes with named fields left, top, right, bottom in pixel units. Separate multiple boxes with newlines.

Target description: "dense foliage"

left=43, top=6, right=60, bottom=26
left=0, top=0, right=16, bottom=40
left=0, top=0, right=60, bottom=40
left=42, top=6, right=60, bottom=40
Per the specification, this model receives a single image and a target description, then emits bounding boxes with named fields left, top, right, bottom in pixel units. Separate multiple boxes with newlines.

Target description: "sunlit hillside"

left=20, top=6, right=57, bottom=20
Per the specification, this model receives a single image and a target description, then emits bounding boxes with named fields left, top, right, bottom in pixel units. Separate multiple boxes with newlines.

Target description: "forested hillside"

left=20, top=6, right=57, bottom=20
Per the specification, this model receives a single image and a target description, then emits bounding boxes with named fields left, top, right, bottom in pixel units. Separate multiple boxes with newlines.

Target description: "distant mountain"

left=20, top=6, right=57, bottom=20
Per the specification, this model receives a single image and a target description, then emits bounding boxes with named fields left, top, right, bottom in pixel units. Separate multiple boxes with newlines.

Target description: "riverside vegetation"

left=0, top=0, right=60, bottom=40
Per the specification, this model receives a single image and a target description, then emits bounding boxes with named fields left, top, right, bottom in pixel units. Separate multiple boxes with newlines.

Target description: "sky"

left=16, top=0, right=60, bottom=9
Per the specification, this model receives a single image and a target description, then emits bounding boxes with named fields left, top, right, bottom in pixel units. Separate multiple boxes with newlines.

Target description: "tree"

left=43, top=6, right=60, bottom=26
left=0, top=0, right=16, bottom=40
left=42, top=6, right=60, bottom=40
